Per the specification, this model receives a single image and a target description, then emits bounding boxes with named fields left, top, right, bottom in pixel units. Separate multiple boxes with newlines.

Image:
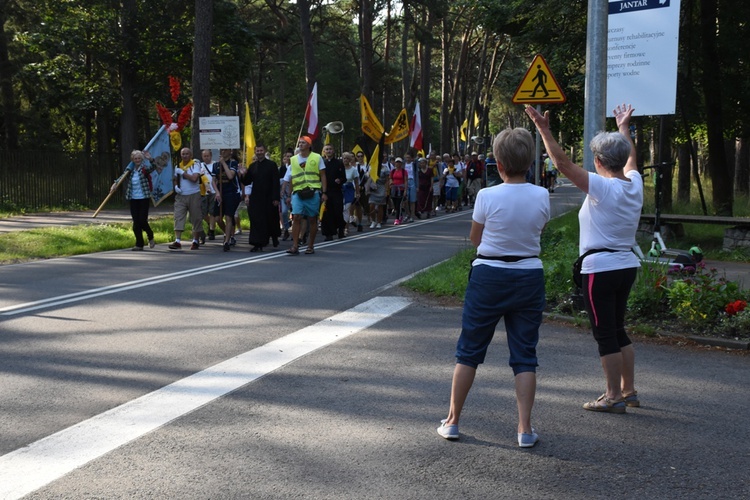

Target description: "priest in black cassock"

left=320, top=144, right=347, bottom=240
left=240, top=144, right=281, bottom=252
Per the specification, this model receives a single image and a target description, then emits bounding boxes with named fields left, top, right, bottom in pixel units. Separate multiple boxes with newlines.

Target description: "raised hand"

left=524, top=105, right=550, bottom=130
left=613, top=103, right=634, bottom=130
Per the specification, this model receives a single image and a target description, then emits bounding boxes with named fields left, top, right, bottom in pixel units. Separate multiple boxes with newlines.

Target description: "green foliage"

left=627, top=261, right=670, bottom=319
left=665, top=266, right=745, bottom=328
left=539, top=211, right=579, bottom=311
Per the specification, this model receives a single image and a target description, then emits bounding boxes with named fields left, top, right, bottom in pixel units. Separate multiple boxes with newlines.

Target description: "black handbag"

left=297, top=187, right=315, bottom=199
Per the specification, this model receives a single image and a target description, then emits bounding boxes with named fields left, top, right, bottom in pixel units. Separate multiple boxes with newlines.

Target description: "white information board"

left=199, top=116, right=240, bottom=149
left=606, top=0, right=681, bottom=116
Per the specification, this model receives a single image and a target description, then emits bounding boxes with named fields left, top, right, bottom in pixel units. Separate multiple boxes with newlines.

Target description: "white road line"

left=0, top=211, right=466, bottom=317
left=0, top=296, right=412, bottom=500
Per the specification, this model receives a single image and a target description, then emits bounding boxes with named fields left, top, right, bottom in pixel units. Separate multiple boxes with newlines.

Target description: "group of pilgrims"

left=119, top=136, right=495, bottom=255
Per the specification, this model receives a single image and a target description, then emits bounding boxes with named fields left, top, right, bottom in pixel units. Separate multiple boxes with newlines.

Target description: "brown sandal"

left=583, top=394, right=626, bottom=414
left=286, top=246, right=299, bottom=255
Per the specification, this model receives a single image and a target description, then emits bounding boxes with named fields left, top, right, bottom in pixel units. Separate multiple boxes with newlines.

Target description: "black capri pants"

left=582, top=267, right=638, bottom=356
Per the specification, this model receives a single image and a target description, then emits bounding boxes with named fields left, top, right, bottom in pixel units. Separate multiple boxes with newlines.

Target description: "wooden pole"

left=92, top=170, right=131, bottom=218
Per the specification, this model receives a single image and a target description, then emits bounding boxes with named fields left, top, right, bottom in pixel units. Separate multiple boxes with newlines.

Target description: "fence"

left=0, top=150, right=122, bottom=211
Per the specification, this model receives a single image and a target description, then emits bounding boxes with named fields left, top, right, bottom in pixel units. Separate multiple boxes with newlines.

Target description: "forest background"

left=0, top=0, right=748, bottom=215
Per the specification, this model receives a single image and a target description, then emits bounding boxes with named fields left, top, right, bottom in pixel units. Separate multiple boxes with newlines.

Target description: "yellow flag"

left=352, top=144, right=366, bottom=163
left=369, top=143, right=381, bottom=182
left=360, top=94, right=384, bottom=142
left=384, top=108, right=409, bottom=145
left=459, top=111, right=480, bottom=142
left=460, top=118, right=469, bottom=142
left=244, top=101, right=256, bottom=165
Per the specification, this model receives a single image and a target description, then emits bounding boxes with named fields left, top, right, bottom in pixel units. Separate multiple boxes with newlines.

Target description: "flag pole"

left=92, top=170, right=131, bottom=218
left=296, top=98, right=311, bottom=147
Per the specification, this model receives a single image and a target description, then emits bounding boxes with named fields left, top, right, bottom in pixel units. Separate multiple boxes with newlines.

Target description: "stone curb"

left=543, top=312, right=750, bottom=351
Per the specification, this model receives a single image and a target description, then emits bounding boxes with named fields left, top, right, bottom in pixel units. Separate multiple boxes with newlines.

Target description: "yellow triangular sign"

left=511, top=54, right=566, bottom=104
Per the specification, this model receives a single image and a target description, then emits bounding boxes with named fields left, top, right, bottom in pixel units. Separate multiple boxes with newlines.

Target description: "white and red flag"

left=304, top=82, right=319, bottom=141
left=409, top=100, right=423, bottom=154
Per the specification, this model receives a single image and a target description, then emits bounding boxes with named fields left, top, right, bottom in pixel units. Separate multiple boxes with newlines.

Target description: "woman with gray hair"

left=526, top=103, right=643, bottom=414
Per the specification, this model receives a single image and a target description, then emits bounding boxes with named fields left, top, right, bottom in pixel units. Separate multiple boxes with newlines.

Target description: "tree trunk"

left=191, top=0, right=213, bottom=152
left=439, top=18, right=451, bottom=154
left=418, top=12, right=434, bottom=152
left=736, top=137, right=749, bottom=197
left=471, top=32, right=489, bottom=153
left=359, top=0, right=373, bottom=100
left=382, top=0, right=391, bottom=121
left=635, top=117, right=646, bottom=170
left=119, top=0, right=138, bottom=166
left=482, top=38, right=509, bottom=141
left=0, top=0, right=18, bottom=149
left=658, top=117, right=673, bottom=212
left=724, top=138, right=736, bottom=188
left=700, top=0, right=733, bottom=215
left=677, top=142, right=691, bottom=204
left=448, top=24, right=472, bottom=154
left=84, top=50, right=94, bottom=200
left=400, top=4, right=411, bottom=110
left=298, top=0, right=317, bottom=95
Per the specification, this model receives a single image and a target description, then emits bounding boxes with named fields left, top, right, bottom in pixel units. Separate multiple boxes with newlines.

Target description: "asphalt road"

left=1, top=186, right=748, bottom=499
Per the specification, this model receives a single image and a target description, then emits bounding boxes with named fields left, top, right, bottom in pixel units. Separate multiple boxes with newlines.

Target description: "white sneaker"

left=375, top=223, right=381, bottom=229
left=437, top=421, right=459, bottom=440
left=370, top=221, right=377, bottom=229
left=518, top=428, right=539, bottom=448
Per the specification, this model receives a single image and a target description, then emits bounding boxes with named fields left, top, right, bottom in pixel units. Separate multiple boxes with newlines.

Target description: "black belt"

left=476, top=254, right=538, bottom=262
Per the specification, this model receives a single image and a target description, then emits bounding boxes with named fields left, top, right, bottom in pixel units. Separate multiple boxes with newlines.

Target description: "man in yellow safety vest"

left=287, top=135, right=328, bottom=255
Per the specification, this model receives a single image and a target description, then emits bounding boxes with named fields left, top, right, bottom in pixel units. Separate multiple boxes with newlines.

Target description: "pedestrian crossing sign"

left=511, top=54, right=566, bottom=104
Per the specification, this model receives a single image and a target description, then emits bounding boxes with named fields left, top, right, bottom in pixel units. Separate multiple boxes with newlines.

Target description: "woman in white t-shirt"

left=527, top=103, right=642, bottom=414
left=437, top=127, right=549, bottom=448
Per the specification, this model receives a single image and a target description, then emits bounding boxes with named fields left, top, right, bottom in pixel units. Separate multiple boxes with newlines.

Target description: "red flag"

left=409, top=100, right=423, bottom=152
left=304, top=82, right=319, bottom=141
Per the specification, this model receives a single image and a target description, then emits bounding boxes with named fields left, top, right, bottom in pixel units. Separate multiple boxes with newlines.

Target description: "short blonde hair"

left=492, top=128, right=534, bottom=177
left=130, top=150, right=143, bottom=161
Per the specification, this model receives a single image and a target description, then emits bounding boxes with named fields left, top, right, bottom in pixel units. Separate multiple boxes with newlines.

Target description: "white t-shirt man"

left=473, top=182, right=550, bottom=270
left=579, top=170, right=643, bottom=274
left=177, top=160, right=202, bottom=196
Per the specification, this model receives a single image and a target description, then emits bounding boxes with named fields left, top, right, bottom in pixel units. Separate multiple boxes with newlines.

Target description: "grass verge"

left=0, top=213, right=247, bottom=265
left=402, top=209, right=750, bottom=341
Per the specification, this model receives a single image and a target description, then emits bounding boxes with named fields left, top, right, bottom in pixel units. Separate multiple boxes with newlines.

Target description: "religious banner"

left=93, top=125, right=173, bottom=215
left=199, top=116, right=241, bottom=149
left=143, top=125, right=174, bottom=206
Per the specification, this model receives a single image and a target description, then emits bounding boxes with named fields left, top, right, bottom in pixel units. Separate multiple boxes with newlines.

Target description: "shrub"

left=627, top=260, right=670, bottom=319
left=665, top=265, right=745, bottom=328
